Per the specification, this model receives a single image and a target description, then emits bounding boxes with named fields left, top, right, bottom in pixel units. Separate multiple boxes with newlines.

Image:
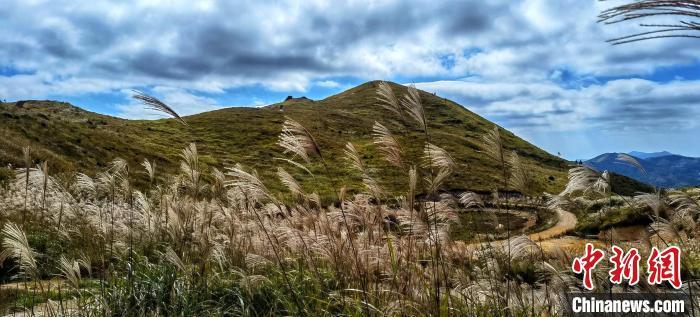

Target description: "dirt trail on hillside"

left=528, top=208, right=577, bottom=242
left=459, top=208, right=585, bottom=253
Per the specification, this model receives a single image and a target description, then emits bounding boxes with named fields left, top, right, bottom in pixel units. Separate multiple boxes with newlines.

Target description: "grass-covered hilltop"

left=0, top=81, right=568, bottom=197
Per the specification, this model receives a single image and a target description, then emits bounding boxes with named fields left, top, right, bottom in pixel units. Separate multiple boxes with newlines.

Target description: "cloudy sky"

left=2, top=0, right=700, bottom=159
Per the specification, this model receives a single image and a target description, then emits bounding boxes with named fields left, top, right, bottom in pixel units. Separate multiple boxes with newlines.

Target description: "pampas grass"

left=375, top=81, right=404, bottom=121
left=401, top=85, right=427, bottom=132
left=0, top=222, right=38, bottom=279
left=142, top=159, right=156, bottom=184
left=132, top=90, right=188, bottom=126
left=422, top=143, right=456, bottom=172
left=509, top=151, right=531, bottom=193
left=561, top=166, right=609, bottom=196
left=57, top=256, right=82, bottom=289
left=598, top=0, right=700, bottom=45
left=277, top=167, right=305, bottom=201
left=278, top=117, right=321, bottom=163
left=372, top=122, right=403, bottom=168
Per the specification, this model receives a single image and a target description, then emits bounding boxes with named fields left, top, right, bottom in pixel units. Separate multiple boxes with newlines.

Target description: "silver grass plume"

left=459, top=192, right=484, bottom=209
left=142, top=159, right=156, bottom=184
left=22, top=146, right=31, bottom=221
left=408, top=166, right=417, bottom=210
left=344, top=142, right=367, bottom=175
left=225, top=164, right=276, bottom=203
left=376, top=81, right=406, bottom=123
left=22, top=146, right=30, bottom=190
left=400, top=84, right=427, bottom=131
left=163, top=247, right=186, bottom=272
left=372, top=122, right=403, bottom=167
left=616, top=153, right=647, bottom=175
left=0, top=223, right=38, bottom=278
left=344, top=142, right=383, bottom=198
left=668, top=189, right=700, bottom=220
left=308, top=192, right=321, bottom=207
left=561, top=166, right=610, bottom=196
left=74, top=173, right=96, bottom=198
left=423, top=143, right=455, bottom=195
left=18, top=163, right=70, bottom=204
left=545, top=192, right=574, bottom=210
left=132, top=90, right=188, bottom=126
left=109, top=158, right=129, bottom=176
left=425, top=168, right=451, bottom=195
left=277, top=167, right=305, bottom=200
left=635, top=192, right=665, bottom=218
left=481, top=126, right=505, bottom=164
left=649, top=218, right=681, bottom=243
left=245, top=253, right=272, bottom=272
left=273, top=157, right=314, bottom=176
left=96, top=170, right=119, bottom=196
left=506, top=235, right=541, bottom=260
left=598, top=1, right=700, bottom=45
left=180, top=143, right=201, bottom=195
left=509, top=151, right=530, bottom=193
left=57, top=256, right=81, bottom=289
left=211, top=167, right=226, bottom=200
left=423, top=143, right=456, bottom=172
left=278, top=117, right=320, bottom=163
left=22, top=146, right=31, bottom=169
left=594, top=171, right=611, bottom=194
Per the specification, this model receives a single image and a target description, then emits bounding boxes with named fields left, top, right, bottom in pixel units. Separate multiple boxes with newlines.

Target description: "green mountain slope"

left=0, top=81, right=569, bottom=197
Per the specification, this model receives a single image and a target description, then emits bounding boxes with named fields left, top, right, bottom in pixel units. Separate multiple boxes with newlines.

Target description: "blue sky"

left=2, top=0, right=700, bottom=160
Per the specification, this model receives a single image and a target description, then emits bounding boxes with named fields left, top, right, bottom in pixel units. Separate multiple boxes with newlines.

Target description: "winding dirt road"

left=528, top=208, right=577, bottom=242
left=459, top=207, right=586, bottom=252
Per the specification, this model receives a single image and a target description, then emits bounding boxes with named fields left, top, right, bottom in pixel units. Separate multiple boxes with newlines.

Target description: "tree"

left=599, top=0, right=700, bottom=44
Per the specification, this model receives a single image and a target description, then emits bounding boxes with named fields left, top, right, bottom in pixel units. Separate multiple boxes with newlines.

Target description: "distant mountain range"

left=627, top=151, right=674, bottom=159
left=585, top=151, right=700, bottom=188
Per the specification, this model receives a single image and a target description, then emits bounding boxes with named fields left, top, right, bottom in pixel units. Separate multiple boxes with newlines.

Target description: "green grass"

left=0, top=81, right=569, bottom=197
left=609, top=172, right=655, bottom=196
left=450, top=207, right=556, bottom=241
left=0, top=167, right=12, bottom=189
left=575, top=204, right=652, bottom=234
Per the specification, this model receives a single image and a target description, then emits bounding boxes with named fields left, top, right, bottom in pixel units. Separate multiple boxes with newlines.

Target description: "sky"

left=1, top=0, right=700, bottom=160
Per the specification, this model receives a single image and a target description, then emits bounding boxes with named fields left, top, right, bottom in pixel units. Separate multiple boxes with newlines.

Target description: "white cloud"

left=315, top=80, right=341, bottom=88
left=2, top=0, right=698, bottom=98
left=416, top=78, right=700, bottom=133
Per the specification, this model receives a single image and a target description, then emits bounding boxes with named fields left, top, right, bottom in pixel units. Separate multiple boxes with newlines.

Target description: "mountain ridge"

left=585, top=152, right=700, bottom=188
left=627, top=150, right=674, bottom=159
left=0, top=81, right=569, bottom=197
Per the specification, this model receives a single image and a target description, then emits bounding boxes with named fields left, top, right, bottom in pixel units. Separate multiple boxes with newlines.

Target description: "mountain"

left=0, top=81, right=569, bottom=197
left=627, top=151, right=674, bottom=159
left=586, top=152, right=700, bottom=188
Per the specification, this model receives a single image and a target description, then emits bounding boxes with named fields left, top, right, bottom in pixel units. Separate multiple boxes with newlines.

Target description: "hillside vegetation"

left=0, top=81, right=568, bottom=197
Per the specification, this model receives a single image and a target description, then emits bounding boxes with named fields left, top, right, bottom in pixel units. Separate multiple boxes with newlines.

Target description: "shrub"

left=0, top=166, right=12, bottom=189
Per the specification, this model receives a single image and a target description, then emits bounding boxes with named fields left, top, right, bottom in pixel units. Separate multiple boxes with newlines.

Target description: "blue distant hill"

left=627, top=151, right=674, bottom=159
left=585, top=152, right=700, bottom=188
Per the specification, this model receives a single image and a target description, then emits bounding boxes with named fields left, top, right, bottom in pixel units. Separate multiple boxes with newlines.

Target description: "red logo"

left=572, top=244, right=682, bottom=290
left=609, top=246, right=641, bottom=286
left=647, top=246, right=682, bottom=289
left=572, top=243, right=605, bottom=290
